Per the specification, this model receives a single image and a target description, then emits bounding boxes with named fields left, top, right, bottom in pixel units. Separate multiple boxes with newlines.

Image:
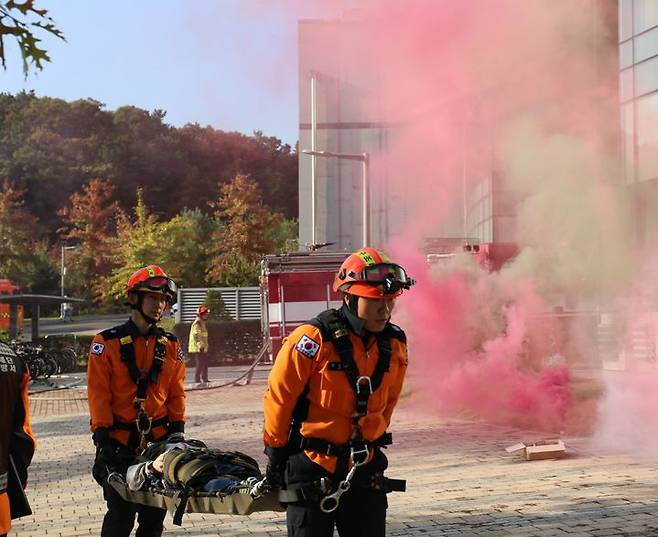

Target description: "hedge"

left=173, top=320, right=263, bottom=366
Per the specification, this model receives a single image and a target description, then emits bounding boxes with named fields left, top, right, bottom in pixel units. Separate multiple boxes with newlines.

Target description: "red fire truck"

left=260, top=243, right=519, bottom=361
left=260, top=251, right=349, bottom=360
left=0, top=279, right=23, bottom=332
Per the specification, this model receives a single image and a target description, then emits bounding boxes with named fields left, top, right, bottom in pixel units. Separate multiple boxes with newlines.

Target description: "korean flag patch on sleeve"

left=295, top=335, right=320, bottom=359
left=91, top=342, right=105, bottom=356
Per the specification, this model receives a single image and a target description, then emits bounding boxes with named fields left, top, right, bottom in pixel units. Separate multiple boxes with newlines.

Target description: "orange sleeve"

left=383, top=340, right=408, bottom=426
left=20, top=369, right=36, bottom=449
left=263, top=325, right=322, bottom=448
left=86, top=334, right=114, bottom=431
left=166, top=341, right=186, bottom=423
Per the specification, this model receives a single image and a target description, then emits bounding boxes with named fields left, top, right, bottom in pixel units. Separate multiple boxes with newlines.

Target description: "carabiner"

left=135, top=411, right=152, bottom=435
left=320, top=480, right=351, bottom=513
left=350, top=443, right=369, bottom=466
left=356, top=375, right=372, bottom=395
left=319, top=458, right=362, bottom=513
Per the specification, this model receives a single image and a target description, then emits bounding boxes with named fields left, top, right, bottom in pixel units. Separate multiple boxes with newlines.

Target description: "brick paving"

left=12, top=378, right=658, bottom=536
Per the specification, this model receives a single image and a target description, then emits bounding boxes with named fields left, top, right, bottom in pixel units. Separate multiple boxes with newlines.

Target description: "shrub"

left=173, top=319, right=262, bottom=365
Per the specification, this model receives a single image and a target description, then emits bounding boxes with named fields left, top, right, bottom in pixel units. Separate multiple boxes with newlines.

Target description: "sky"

left=1, top=0, right=343, bottom=146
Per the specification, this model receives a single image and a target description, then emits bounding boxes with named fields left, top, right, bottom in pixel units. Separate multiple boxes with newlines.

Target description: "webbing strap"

left=0, top=471, right=7, bottom=493
left=299, top=432, right=393, bottom=456
left=116, top=323, right=167, bottom=392
left=112, top=322, right=169, bottom=447
left=311, top=309, right=392, bottom=416
left=279, top=479, right=330, bottom=503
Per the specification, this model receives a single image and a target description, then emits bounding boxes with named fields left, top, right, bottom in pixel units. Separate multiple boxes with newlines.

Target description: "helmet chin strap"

left=131, top=293, right=161, bottom=325
left=346, top=293, right=360, bottom=314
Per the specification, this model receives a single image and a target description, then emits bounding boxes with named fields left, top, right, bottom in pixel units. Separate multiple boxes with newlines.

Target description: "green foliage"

left=204, top=289, right=232, bottom=322
left=0, top=93, right=298, bottom=234
left=267, top=217, right=299, bottom=253
left=21, top=243, right=58, bottom=294
left=0, top=92, right=299, bottom=308
left=0, top=0, right=65, bottom=75
left=103, top=188, right=165, bottom=305
left=173, top=319, right=262, bottom=364
left=158, top=209, right=213, bottom=288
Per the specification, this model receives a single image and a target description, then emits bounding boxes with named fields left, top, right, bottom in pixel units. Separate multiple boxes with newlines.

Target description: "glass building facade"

left=298, top=6, right=619, bottom=252
left=620, top=0, right=658, bottom=241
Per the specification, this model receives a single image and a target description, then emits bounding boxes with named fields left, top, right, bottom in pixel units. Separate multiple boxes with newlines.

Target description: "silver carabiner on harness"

left=319, top=446, right=369, bottom=513
left=356, top=375, right=372, bottom=395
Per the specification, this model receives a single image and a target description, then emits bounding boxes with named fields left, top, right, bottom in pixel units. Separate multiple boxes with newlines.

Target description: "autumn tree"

left=0, top=179, right=56, bottom=291
left=158, top=208, right=214, bottom=288
left=58, top=178, right=119, bottom=302
left=0, top=0, right=65, bottom=75
left=103, top=188, right=165, bottom=306
left=207, top=174, right=282, bottom=286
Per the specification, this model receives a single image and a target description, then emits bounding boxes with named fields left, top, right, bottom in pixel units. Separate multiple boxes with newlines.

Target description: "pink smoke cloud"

left=288, top=1, right=628, bottom=434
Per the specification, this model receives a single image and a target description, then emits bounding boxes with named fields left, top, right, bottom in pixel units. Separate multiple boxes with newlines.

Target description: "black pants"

left=284, top=451, right=388, bottom=537
left=194, top=352, right=209, bottom=382
left=93, top=455, right=167, bottom=537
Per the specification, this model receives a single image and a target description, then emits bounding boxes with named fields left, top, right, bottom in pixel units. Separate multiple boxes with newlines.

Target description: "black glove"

left=166, top=421, right=185, bottom=443
left=264, top=446, right=288, bottom=490
left=93, top=428, right=117, bottom=468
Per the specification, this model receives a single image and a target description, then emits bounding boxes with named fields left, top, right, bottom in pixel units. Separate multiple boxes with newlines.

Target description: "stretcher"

left=108, top=472, right=284, bottom=521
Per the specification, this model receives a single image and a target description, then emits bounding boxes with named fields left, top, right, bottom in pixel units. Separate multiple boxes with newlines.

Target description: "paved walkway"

left=13, top=378, right=658, bottom=536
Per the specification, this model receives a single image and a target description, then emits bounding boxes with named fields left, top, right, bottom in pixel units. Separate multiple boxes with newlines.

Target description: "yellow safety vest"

left=188, top=319, right=208, bottom=352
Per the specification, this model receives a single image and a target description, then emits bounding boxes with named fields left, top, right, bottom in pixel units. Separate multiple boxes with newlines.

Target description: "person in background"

left=87, top=264, right=186, bottom=537
left=189, top=305, right=210, bottom=386
left=0, top=340, right=36, bottom=537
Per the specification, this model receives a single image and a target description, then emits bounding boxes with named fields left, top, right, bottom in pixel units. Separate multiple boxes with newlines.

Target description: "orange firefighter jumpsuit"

left=0, top=346, right=36, bottom=536
left=263, top=321, right=408, bottom=474
left=87, top=320, right=186, bottom=448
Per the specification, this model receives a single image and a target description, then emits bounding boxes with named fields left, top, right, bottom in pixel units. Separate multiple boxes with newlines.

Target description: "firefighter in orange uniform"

left=0, top=341, right=35, bottom=537
left=263, top=247, right=415, bottom=537
left=87, top=265, right=186, bottom=537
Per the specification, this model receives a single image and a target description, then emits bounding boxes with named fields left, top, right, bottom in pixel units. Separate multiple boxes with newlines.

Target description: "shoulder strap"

left=163, top=330, right=178, bottom=342
left=385, top=323, right=407, bottom=343
left=112, top=322, right=141, bottom=385
left=112, top=322, right=167, bottom=400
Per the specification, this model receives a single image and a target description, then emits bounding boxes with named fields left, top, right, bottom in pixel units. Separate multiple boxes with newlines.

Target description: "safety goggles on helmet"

left=133, top=276, right=177, bottom=299
left=357, top=263, right=415, bottom=295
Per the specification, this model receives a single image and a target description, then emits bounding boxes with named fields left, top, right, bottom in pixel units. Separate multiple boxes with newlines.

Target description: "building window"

left=621, top=67, right=635, bottom=100
left=634, top=26, right=658, bottom=63
left=634, top=0, right=658, bottom=34
left=637, top=92, right=658, bottom=181
left=635, top=55, right=658, bottom=96
left=620, top=0, right=634, bottom=41
left=620, top=40, right=634, bottom=69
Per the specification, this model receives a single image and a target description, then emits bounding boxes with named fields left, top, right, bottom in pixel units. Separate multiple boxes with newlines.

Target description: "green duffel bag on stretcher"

left=107, top=441, right=284, bottom=525
left=108, top=473, right=282, bottom=521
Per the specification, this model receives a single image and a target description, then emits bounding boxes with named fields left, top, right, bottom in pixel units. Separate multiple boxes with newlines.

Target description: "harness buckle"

left=133, top=396, right=146, bottom=410
left=332, top=328, right=349, bottom=339
left=350, top=442, right=370, bottom=466
left=356, top=376, right=372, bottom=395
left=136, top=411, right=153, bottom=435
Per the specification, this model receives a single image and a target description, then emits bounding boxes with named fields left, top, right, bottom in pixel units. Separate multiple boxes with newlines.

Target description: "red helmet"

left=333, top=247, right=415, bottom=300
left=197, top=305, right=210, bottom=316
left=126, top=265, right=177, bottom=303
